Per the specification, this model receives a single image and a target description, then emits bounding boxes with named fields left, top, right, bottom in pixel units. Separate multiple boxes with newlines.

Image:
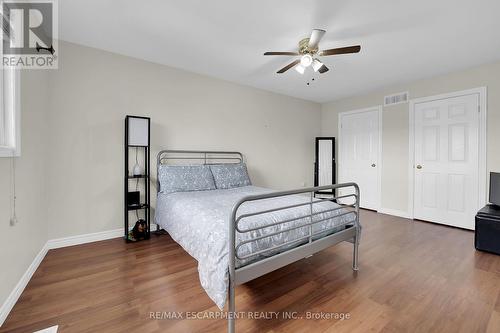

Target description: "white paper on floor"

left=33, top=325, right=58, bottom=333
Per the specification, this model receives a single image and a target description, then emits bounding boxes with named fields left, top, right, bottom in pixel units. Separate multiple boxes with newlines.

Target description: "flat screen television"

left=490, top=172, right=500, bottom=206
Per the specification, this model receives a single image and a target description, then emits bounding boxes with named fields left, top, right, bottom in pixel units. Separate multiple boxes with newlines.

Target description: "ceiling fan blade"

left=277, top=59, right=300, bottom=73
left=319, top=45, right=361, bottom=56
left=264, top=51, right=300, bottom=56
left=318, top=64, right=329, bottom=74
left=308, top=29, right=326, bottom=49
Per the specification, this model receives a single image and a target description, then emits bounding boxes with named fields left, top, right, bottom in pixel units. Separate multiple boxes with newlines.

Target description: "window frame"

left=0, top=68, right=20, bottom=157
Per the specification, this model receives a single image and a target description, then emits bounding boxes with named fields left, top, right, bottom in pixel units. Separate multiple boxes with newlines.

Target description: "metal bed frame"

left=157, top=150, right=361, bottom=333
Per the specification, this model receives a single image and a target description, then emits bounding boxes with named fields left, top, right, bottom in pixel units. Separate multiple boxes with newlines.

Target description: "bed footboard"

left=227, top=183, right=360, bottom=333
left=155, top=150, right=360, bottom=332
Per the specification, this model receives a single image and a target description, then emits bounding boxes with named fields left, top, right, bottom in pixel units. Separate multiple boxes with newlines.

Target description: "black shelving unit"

left=124, top=116, right=151, bottom=242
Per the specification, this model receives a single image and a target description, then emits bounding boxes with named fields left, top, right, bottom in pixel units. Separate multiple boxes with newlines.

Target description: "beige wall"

left=322, top=61, right=500, bottom=213
left=0, top=70, right=49, bottom=308
left=45, top=41, right=322, bottom=239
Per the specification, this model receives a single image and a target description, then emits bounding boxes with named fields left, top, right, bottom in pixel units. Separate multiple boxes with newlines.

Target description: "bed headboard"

left=156, top=150, right=244, bottom=192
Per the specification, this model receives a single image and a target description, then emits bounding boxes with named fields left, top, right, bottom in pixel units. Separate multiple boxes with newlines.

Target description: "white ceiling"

left=60, top=0, right=500, bottom=103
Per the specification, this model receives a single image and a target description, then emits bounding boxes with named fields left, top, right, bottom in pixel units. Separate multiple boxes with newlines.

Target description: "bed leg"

left=352, top=233, right=359, bottom=271
left=228, top=277, right=235, bottom=333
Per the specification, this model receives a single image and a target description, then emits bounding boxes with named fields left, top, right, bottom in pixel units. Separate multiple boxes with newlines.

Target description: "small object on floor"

left=34, top=325, right=58, bottom=333
left=128, top=219, right=147, bottom=241
left=154, top=228, right=168, bottom=236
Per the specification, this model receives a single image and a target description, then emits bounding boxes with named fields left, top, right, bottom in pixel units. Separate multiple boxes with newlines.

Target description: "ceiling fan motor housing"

left=299, top=38, right=318, bottom=55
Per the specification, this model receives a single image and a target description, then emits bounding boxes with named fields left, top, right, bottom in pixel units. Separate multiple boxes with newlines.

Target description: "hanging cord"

left=135, top=178, right=140, bottom=220
left=10, top=151, right=17, bottom=225
left=135, top=147, right=140, bottom=220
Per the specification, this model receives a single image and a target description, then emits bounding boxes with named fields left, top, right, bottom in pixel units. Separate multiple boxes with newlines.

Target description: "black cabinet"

left=475, top=205, right=500, bottom=255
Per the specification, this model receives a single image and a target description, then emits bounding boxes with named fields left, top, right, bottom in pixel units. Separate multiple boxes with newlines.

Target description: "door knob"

left=416, top=164, right=422, bottom=169
left=371, top=163, right=376, bottom=167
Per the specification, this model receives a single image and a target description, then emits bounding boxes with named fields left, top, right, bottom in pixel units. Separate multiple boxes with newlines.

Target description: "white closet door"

left=339, top=108, right=381, bottom=210
left=413, top=94, right=479, bottom=229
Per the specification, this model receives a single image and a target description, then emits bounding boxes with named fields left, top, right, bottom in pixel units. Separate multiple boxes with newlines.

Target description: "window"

left=0, top=67, right=20, bottom=157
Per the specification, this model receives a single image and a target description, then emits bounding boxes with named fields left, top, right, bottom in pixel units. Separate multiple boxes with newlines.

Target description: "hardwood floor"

left=2, top=210, right=500, bottom=333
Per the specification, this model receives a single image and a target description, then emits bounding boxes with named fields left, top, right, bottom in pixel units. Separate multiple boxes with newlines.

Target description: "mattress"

left=154, top=185, right=355, bottom=310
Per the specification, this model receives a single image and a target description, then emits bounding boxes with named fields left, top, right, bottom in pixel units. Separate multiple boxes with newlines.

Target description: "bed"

left=154, top=150, right=361, bottom=333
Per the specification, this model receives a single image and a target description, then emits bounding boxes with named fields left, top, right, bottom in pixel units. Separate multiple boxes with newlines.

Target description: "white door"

left=413, top=94, right=479, bottom=229
left=339, top=108, right=381, bottom=210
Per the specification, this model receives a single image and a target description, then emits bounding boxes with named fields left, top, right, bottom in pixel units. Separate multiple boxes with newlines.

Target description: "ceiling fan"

left=264, top=29, right=361, bottom=75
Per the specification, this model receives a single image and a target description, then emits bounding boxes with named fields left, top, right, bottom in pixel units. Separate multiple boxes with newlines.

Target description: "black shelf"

left=127, top=175, right=149, bottom=179
left=126, top=235, right=150, bottom=242
left=124, top=116, right=151, bottom=243
left=127, top=204, right=149, bottom=211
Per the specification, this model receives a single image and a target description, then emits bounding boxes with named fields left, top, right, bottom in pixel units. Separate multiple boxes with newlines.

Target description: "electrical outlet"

left=301, top=182, right=306, bottom=187
left=10, top=216, right=18, bottom=226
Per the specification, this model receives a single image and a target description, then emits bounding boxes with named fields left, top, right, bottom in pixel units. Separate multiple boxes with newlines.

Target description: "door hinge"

left=478, top=105, right=480, bottom=113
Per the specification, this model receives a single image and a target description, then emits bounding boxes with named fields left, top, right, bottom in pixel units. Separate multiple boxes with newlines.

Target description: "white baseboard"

left=377, top=207, right=412, bottom=219
left=46, top=228, right=123, bottom=249
left=0, top=228, right=123, bottom=327
left=0, top=242, right=49, bottom=326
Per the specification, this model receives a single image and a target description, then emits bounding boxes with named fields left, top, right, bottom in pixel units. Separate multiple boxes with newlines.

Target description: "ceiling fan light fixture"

left=300, top=54, right=313, bottom=67
left=312, top=59, right=323, bottom=72
left=295, top=64, right=305, bottom=74
left=264, top=29, right=361, bottom=75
